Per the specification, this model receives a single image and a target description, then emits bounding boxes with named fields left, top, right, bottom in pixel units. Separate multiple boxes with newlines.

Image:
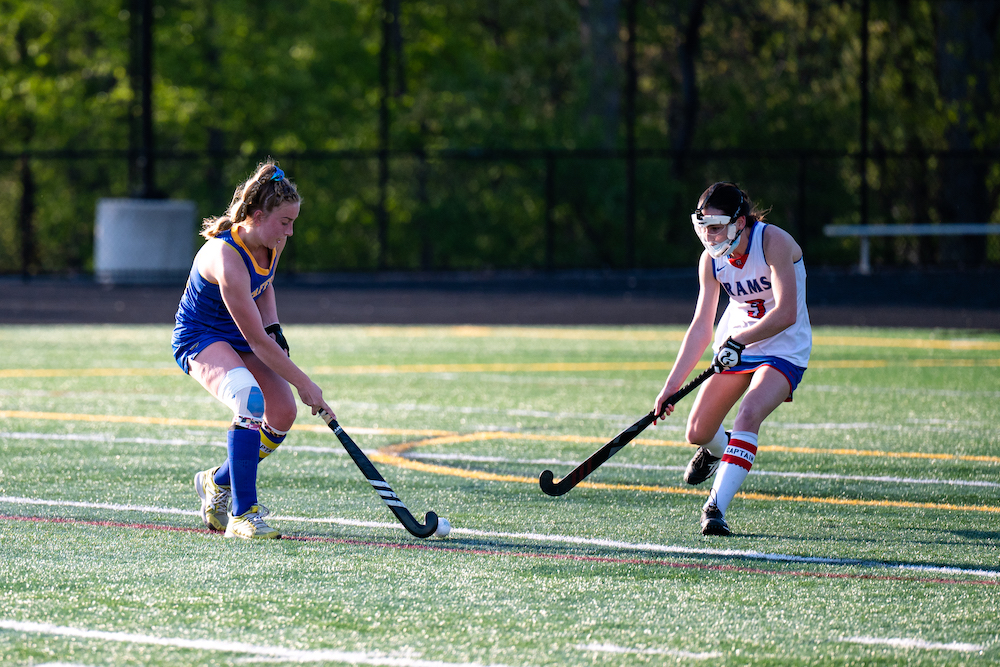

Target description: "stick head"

left=401, top=510, right=440, bottom=539
left=539, top=470, right=562, bottom=496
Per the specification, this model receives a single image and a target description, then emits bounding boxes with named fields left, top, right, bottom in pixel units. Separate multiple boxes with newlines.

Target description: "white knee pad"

left=217, top=367, right=264, bottom=430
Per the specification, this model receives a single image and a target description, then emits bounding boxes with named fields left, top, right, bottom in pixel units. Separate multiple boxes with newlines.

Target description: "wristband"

left=265, top=323, right=290, bottom=356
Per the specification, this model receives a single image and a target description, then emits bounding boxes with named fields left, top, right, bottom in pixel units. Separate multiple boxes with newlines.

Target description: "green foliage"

left=0, top=0, right=998, bottom=274
left=0, top=1, right=129, bottom=148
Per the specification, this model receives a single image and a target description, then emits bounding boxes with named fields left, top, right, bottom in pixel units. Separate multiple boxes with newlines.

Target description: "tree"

left=935, top=0, right=1000, bottom=266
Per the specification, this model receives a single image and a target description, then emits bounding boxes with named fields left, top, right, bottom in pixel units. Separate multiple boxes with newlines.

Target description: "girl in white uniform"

left=653, top=182, right=811, bottom=536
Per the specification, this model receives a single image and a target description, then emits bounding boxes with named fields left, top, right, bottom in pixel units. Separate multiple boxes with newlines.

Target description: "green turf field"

left=1, top=324, right=998, bottom=666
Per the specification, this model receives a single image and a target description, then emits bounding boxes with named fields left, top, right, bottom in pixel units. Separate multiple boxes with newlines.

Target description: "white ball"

left=433, top=517, right=451, bottom=538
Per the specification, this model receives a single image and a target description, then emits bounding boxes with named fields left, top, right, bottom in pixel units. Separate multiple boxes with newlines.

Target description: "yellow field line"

left=355, top=326, right=1000, bottom=350
left=812, top=335, right=1000, bottom=351
left=371, top=452, right=545, bottom=486
left=2, top=409, right=995, bottom=512
left=312, top=361, right=678, bottom=374
left=758, top=444, right=1000, bottom=464
left=0, top=410, right=449, bottom=438
left=4, top=325, right=997, bottom=351
left=0, top=362, right=684, bottom=377
left=379, top=430, right=1000, bottom=465
left=0, top=368, right=179, bottom=378
left=359, top=326, right=687, bottom=342
left=909, top=358, right=1000, bottom=367
left=377, top=432, right=512, bottom=454
left=809, top=359, right=1000, bottom=368
left=310, top=358, right=1000, bottom=373
left=0, top=410, right=227, bottom=428
left=3, top=411, right=996, bottom=464
left=4, top=357, right=1000, bottom=378
left=372, top=444, right=1000, bottom=514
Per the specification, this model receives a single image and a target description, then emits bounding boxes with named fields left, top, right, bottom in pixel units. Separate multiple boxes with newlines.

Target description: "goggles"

left=691, top=213, right=734, bottom=228
left=691, top=210, right=743, bottom=258
left=690, top=183, right=747, bottom=258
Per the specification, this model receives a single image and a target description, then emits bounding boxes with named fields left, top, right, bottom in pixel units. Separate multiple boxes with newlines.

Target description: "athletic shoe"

left=194, top=466, right=231, bottom=532
left=701, top=503, right=731, bottom=536
left=683, top=447, right=722, bottom=485
left=224, top=505, right=280, bottom=540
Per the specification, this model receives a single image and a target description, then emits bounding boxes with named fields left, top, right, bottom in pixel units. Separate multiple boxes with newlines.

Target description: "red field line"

left=4, top=513, right=996, bottom=587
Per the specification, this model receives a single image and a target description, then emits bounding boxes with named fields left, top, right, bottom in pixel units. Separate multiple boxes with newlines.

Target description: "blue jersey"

left=171, top=227, right=276, bottom=373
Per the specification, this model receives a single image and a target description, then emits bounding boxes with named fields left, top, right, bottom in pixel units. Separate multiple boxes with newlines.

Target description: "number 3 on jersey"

left=747, top=298, right=766, bottom=319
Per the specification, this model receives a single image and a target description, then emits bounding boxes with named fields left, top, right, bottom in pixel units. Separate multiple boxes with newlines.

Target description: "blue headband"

left=270, top=167, right=285, bottom=182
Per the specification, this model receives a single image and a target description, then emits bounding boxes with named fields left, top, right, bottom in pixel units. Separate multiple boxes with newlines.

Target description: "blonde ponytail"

left=199, top=215, right=234, bottom=239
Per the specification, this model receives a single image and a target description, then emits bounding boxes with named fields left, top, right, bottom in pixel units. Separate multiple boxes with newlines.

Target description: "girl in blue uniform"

left=172, top=160, right=333, bottom=539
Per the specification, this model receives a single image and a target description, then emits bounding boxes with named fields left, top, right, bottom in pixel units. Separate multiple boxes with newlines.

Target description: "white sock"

left=702, top=424, right=729, bottom=458
left=704, top=431, right=758, bottom=515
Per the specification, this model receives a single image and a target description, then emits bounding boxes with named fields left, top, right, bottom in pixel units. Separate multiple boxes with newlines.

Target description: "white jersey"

left=712, top=222, right=812, bottom=368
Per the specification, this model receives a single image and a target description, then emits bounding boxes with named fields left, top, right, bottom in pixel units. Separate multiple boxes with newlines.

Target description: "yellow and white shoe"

left=224, top=505, right=280, bottom=540
left=194, top=466, right=231, bottom=532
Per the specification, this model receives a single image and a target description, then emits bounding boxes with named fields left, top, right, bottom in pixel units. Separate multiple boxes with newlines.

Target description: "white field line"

left=404, top=452, right=1000, bottom=488
left=340, top=412, right=992, bottom=433
left=2, top=496, right=998, bottom=580
left=575, top=643, right=722, bottom=660
left=840, top=636, right=984, bottom=653
left=808, top=384, right=1000, bottom=399
left=3, top=431, right=996, bottom=489
left=2, top=399, right=994, bottom=434
left=336, top=400, right=663, bottom=424
left=0, top=431, right=356, bottom=455
left=0, top=620, right=511, bottom=667
left=342, top=400, right=993, bottom=431
left=4, top=377, right=1000, bottom=402
left=3, top=391, right=996, bottom=430
left=767, top=421, right=989, bottom=434
left=0, top=431, right=205, bottom=446
left=0, top=496, right=200, bottom=517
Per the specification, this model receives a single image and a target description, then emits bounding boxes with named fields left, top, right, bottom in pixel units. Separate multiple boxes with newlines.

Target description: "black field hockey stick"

left=319, top=409, right=439, bottom=538
left=539, top=365, right=717, bottom=497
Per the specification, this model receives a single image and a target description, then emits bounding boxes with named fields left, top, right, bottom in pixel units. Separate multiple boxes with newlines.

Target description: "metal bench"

left=823, top=223, right=1000, bottom=274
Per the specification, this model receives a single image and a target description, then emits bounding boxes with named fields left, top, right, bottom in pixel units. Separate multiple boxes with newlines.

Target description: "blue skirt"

left=719, top=355, right=807, bottom=401
left=171, top=325, right=252, bottom=374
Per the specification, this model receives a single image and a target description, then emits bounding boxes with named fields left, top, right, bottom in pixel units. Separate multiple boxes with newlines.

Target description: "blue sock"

left=213, top=460, right=231, bottom=487
left=228, top=426, right=260, bottom=516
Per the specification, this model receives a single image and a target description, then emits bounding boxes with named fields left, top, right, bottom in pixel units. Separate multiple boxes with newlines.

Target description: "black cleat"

left=701, top=503, right=731, bottom=536
left=683, top=447, right=722, bottom=485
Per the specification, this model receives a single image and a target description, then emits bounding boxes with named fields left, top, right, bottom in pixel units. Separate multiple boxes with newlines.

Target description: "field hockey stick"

left=539, top=365, right=717, bottom=497
left=319, top=409, right=440, bottom=538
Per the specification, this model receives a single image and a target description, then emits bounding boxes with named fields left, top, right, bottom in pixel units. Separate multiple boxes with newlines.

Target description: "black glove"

left=713, top=337, right=745, bottom=372
left=265, top=323, right=290, bottom=356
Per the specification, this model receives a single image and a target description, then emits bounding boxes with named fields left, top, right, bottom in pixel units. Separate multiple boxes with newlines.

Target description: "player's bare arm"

left=654, top=250, right=719, bottom=421
left=210, top=244, right=329, bottom=414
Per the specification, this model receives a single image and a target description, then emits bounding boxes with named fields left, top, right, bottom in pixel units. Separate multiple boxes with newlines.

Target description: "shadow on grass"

left=281, top=522, right=1000, bottom=580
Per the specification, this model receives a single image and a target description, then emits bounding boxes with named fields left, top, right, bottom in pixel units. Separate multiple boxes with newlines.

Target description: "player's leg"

left=187, top=342, right=242, bottom=531
left=702, top=366, right=790, bottom=535
left=240, top=351, right=296, bottom=461
left=189, top=342, right=278, bottom=539
left=682, top=373, right=751, bottom=485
